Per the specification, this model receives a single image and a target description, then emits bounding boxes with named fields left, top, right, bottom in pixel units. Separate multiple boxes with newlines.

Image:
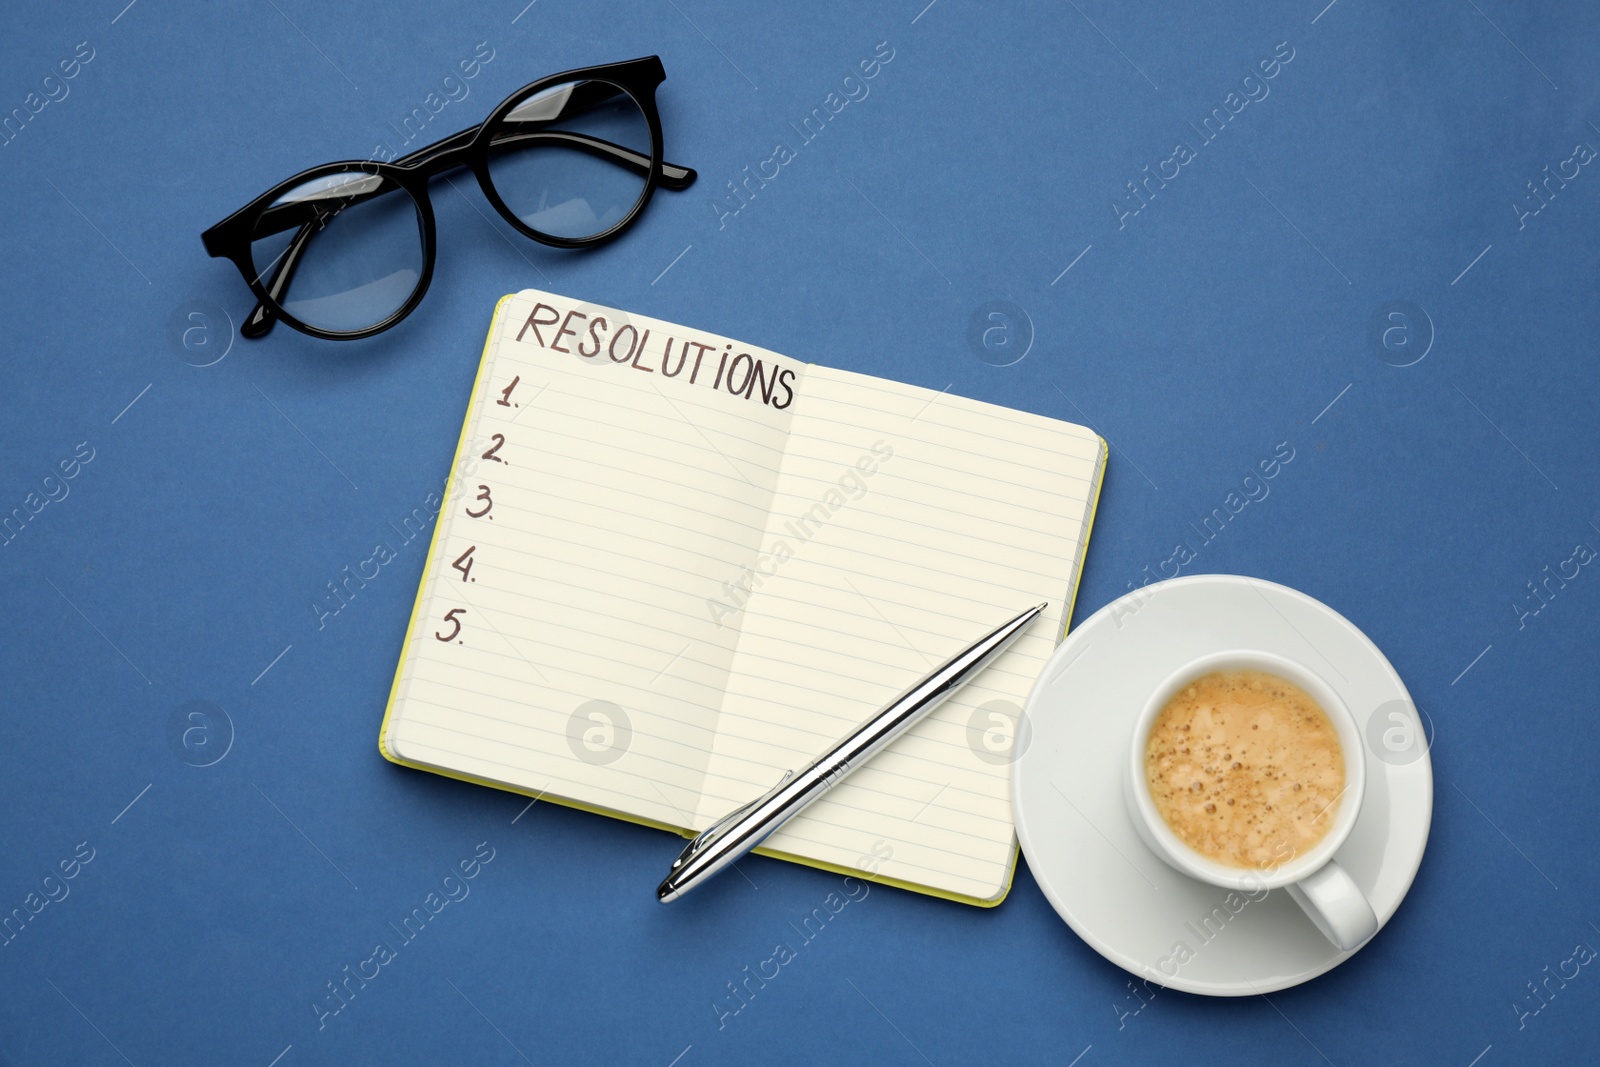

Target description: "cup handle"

left=1283, top=860, right=1378, bottom=952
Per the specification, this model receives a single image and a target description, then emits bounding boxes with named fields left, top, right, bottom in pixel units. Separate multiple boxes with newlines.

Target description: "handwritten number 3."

left=466, top=485, right=493, bottom=518
left=435, top=608, right=465, bottom=643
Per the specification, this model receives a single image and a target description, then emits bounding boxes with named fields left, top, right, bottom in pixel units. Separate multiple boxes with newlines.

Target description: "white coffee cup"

left=1124, top=649, right=1378, bottom=952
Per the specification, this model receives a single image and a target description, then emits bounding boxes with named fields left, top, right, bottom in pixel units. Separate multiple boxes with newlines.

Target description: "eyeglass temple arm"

left=466, top=129, right=695, bottom=187
left=493, top=78, right=695, bottom=186
left=244, top=131, right=697, bottom=336
left=391, top=124, right=695, bottom=188
left=242, top=219, right=317, bottom=339
left=390, top=75, right=695, bottom=183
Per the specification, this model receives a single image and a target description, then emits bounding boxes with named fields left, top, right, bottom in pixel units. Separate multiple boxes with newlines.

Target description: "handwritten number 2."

left=481, top=433, right=506, bottom=464
left=466, top=485, right=493, bottom=519
left=435, top=608, right=465, bottom=643
left=497, top=376, right=520, bottom=408
left=452, top=545, right=476, bottom=582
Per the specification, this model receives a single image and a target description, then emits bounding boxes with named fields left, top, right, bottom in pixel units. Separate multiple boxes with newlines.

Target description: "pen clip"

left=676, top=769, right=794, bottom=864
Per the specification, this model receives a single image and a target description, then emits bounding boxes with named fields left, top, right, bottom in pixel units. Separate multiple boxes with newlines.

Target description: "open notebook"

left=380, top=289, right=1107, bottom=905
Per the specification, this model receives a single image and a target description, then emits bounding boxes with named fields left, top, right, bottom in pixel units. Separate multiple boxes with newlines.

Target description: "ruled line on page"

left=433, top=546, right=1059, bottom=691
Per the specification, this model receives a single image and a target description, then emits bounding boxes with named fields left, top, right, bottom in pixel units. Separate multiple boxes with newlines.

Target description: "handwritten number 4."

left=497, top=376, right=520, bottom=408
left=435, top=608, right=465, bottom=643
left=453, top=545, right=476, bottom=582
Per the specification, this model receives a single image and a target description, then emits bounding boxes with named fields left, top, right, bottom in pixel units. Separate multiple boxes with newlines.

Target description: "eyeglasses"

left=201, top=56, right=696, bottom=341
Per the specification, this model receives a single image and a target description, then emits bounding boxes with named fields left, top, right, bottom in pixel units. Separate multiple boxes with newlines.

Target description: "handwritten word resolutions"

left=514, top=302, right=800, bottom=411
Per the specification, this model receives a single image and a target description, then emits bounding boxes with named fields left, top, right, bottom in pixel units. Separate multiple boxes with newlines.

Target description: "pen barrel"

left=765, top=605, right=1039, bottom=812
left=659, top=604, right=1045, bottom=901
left=808, top=636, right=1012, bottom=787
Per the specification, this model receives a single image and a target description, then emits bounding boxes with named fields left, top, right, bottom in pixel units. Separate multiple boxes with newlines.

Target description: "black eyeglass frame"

left=201, top=55, right=696, bottom=341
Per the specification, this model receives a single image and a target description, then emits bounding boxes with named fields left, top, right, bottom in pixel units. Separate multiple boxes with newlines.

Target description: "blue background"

left=1, top=0, right=1595, bottom=1064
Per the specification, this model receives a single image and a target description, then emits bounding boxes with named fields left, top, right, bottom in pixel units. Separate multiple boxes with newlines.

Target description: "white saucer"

left=1013, top=574, right=1433, bottom=996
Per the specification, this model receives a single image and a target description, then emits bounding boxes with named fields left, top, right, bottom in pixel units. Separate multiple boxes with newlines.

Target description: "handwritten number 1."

left=435, top=608, right=465, bottom=643
left=497, top=376, right=520, bottom=408
left=466, top=485, right=493, bottom=519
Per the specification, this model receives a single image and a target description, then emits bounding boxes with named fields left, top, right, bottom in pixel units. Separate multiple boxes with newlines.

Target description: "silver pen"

left=657, top=602, right=1047, bottom=902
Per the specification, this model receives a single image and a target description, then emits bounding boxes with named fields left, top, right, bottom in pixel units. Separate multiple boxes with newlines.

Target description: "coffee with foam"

left=1143, top=669, right=1345, bottom=869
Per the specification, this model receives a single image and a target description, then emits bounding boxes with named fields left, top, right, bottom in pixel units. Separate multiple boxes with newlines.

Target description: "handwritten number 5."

left=466, top=485, right=493, bottom=518
left=435, top=608, right=465, bottom=643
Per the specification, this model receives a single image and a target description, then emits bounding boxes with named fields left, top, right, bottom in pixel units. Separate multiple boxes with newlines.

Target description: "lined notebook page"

left=695, top=367, right=1106, bottom=901
left=383, top=292, right=802, bottom=828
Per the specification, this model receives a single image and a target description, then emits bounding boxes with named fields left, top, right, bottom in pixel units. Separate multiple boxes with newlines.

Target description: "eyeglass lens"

left=249, top=171, right=427, bottom=334
left=485, top=79, right=653, bottom=241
